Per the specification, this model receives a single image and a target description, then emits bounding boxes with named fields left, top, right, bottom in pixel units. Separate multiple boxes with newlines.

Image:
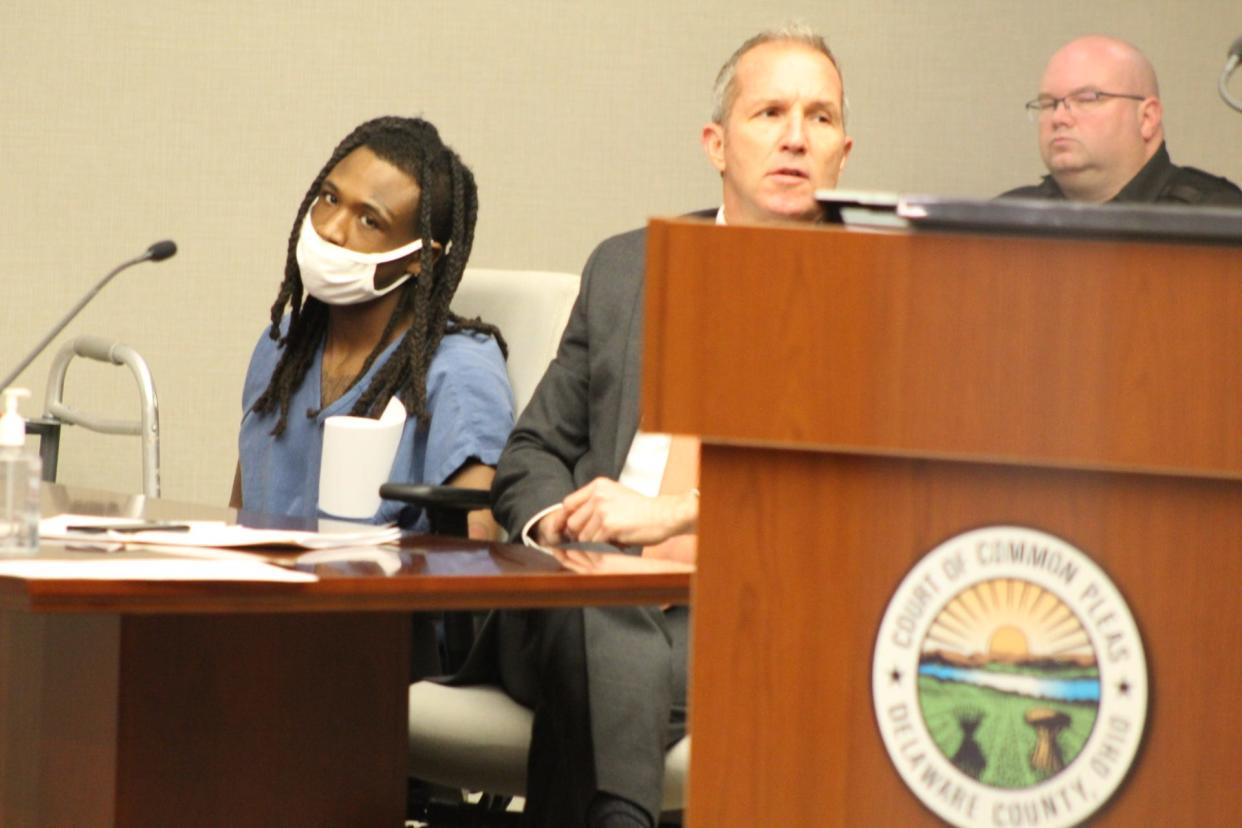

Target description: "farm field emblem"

left=872, top=527, right=1147, bottom=828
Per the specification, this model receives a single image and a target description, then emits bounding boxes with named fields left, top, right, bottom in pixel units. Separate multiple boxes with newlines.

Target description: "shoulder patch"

left=1163, top=166, right=1242, bottom=204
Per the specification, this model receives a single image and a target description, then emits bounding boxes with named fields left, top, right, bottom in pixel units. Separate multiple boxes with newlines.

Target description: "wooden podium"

left=642, top=217, right=1242, bottom=826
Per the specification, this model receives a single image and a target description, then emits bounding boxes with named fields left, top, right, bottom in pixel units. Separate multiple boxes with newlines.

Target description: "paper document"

left=319, top=395, right=406, bottom=519
left=0, top=559, right=317, bottom=582
left=39, top=514, right=402, bottom=550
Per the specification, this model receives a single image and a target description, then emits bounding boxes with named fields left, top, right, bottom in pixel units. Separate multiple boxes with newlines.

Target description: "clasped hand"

left=536, top=477, right=697, bottom=547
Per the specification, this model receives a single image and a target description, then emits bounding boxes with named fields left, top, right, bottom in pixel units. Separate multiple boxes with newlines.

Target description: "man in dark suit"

left=1001, top=35, right=1242, bottom=205
left=476, top=24, right=853, bottom=828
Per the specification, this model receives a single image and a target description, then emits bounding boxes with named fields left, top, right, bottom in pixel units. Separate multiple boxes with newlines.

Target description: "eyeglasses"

left=1024, top=90, right=1146, bottom=121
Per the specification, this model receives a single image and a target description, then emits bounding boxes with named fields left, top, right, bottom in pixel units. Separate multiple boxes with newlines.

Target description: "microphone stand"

left=0, top=243, right=175, bottom=392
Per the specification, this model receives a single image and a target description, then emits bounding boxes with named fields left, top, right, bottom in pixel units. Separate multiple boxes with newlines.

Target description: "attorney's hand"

left=560, top=477, right=697, bottom=546
left=533, top=508, right=569, bottom=547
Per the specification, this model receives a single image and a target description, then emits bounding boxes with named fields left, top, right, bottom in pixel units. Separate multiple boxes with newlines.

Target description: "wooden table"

left=0, top=485, right=691, bottom=827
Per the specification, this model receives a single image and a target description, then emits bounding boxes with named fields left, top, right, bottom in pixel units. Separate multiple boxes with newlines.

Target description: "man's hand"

left=533, top=508, right=569, bottom=547
left=561, top=477, right=697, bottom=546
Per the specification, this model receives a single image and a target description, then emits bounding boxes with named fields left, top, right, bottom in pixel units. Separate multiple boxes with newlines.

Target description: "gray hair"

left=710, top=23, right=845, bottom=124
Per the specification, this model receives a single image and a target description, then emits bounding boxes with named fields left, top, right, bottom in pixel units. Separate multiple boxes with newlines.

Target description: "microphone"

left=1221, top=34, right=1242, bottom=113
left=147, top=240, right=177, bottom=261
left=0, top=241, right=178, bottom=392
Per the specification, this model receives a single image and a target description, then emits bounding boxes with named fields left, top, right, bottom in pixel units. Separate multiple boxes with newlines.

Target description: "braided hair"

left=250, top=116, right=506, bottom=436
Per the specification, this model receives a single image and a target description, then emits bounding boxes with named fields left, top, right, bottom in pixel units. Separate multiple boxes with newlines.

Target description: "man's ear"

left=1138, top=97, right=1163, bottom=142
left=701, top=122, right=727, bottom=174
left=404, top=241, right=443, bottom=276
left=838, top=135, right=854, bottom=177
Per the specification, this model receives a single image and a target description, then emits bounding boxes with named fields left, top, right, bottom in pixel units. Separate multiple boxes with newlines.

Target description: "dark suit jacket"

left=491, top=226, right=649, bottom=536
left=452, top=213, right=708, bottom=823
left=492, top=209, right=717, bottom=538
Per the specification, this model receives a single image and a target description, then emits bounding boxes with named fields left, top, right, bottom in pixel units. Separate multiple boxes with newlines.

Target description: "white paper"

left=0, top=559, right=317, bottom=582
left=318, top=395, right=406, bottom=518
left=39, top=514, right=401, bottom=550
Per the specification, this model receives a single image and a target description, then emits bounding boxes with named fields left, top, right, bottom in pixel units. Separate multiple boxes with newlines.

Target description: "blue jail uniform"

left=239, top=320, right=514, bottom=528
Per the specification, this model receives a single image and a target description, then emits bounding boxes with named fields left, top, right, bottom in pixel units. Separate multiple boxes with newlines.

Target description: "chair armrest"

left=379, top=483, right=491, bottom=512
left=380, top=483, right=491, bottom=536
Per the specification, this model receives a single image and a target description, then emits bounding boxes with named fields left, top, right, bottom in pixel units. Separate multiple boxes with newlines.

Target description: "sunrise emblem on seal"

left=873, top=527, right=1147, bottom=828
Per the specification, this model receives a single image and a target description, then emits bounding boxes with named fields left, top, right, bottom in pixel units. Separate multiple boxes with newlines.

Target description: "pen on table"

left=64, top=522, right=193, bottom=534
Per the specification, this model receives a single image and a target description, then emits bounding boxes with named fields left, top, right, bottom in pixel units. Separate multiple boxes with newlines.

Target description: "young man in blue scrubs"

left=232, top=116, right=513, bottom=538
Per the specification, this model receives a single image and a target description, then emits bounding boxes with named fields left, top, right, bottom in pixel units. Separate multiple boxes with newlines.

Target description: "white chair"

left=406, top=267, right=690, bottom=823
left=401, top=268, right=581, bottom=671
left=408, top=683, right=690, bottom=815
left=450, top=267, right=580, bottom=413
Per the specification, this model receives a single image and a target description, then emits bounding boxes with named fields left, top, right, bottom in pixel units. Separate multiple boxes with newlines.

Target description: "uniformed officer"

left=1001, top=35, right=1242, bottom=205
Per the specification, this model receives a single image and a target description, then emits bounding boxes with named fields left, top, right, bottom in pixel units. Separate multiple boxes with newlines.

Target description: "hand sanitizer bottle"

left=0, top=387, right=41, bottom=554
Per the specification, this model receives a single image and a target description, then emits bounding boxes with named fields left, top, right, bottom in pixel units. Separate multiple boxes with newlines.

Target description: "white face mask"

left=295, top=208, right=424, bottom=305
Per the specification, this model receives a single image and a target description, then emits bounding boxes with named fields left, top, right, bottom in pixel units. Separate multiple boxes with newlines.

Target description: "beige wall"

left=2, top=1, right=1240, bottom=504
